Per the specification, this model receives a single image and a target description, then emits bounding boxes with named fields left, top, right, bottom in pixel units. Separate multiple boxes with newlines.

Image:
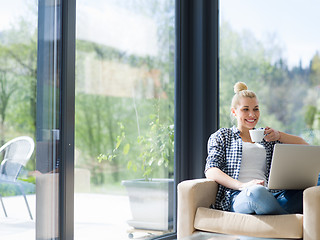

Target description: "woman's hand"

left=264, top=126, right=281, bottom=142
left=239, top=179, right=265, bottom=190
left=264, top=126, right=308, bottom=144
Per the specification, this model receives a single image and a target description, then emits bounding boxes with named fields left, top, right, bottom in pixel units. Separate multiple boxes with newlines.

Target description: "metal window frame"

left=57, top=0, right=219, bottom=239
left=172, top=0, right=219, bottom=239
left=59, top=0, right=76, bottom=239
left=174, top=0, right=219, bottom=182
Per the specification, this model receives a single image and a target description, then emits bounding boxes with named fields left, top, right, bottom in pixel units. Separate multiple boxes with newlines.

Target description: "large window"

left=219, top=0, right=320, bottom=145
left=0, top=1, right=38, bottom=238
left=0, top=0, right=62, bottom=239
left=0, top=1, right=219, bottom=239
left=75, top=0, right=175, bottom=239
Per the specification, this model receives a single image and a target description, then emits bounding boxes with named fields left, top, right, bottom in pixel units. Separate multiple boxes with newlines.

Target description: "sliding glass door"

left=0, top=0, right=62, bottom=239
left=74, top=0, right=175, bottom=239
left=1, top=0, right=177, bottom=239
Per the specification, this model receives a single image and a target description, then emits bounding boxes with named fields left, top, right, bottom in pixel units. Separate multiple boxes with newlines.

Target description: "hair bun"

left=234, top=82, right=248, bottom=94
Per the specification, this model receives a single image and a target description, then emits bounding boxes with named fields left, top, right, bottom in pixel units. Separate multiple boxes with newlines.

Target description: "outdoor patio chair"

left=0, top=136, right=35, bottom=220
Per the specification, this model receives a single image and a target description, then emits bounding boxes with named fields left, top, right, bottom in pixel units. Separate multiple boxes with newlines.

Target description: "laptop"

left=267, top=144, right=320, bottom=190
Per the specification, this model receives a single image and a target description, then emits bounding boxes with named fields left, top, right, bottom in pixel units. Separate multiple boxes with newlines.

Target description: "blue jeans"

left=230, top=185, right=303, bottom=215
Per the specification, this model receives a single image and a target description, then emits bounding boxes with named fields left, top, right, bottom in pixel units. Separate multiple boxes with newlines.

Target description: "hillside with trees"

left=0, top=5, right=319, bottom=192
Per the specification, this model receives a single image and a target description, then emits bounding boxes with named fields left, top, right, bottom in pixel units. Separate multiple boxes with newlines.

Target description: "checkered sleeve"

left=205, top=129, right=227, bottom=173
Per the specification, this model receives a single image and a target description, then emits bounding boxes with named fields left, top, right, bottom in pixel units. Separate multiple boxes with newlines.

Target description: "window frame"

left=59, top=0, right=76, bottom=239
left=47, top=0, right=219, bottom=239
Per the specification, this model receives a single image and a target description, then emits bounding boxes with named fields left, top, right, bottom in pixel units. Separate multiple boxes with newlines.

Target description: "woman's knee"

left=245, top=185, right=269, bottom=200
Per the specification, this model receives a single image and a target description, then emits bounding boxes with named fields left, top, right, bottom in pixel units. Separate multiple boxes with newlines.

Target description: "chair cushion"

left=194, top=207, right=303, bottom=239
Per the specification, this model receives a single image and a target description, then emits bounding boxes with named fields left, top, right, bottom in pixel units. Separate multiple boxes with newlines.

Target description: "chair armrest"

left=303, top=186, right=320, bottom=240
left=177, top=178, right=218, bottom=239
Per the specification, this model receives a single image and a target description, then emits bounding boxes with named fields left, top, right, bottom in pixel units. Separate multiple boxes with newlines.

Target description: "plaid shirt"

left=205, top=126, right=279, bottom=211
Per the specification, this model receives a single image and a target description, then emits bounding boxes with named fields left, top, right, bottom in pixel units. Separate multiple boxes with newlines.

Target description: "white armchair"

left=177, top=178, right=320, bottom=239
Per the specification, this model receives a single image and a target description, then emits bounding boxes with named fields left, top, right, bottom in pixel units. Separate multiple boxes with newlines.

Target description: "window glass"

left=220, top=0, right=320, bottom=145
left=75, top=0, right=175, bottom=239
left=0, top=0, right=61, bottom=239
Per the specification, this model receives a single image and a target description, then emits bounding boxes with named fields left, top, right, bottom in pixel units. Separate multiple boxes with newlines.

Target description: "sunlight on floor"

left=0, top=193, right=161, bottom=240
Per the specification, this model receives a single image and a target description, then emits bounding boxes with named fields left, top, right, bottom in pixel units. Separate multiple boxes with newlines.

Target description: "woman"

left=205, top=82, right=308, bottom=215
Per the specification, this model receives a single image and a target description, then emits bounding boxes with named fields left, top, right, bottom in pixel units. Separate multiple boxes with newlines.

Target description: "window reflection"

left=0, top=0, right=63, bottom=239
left=36, top=0, right=62, bottom=239
left=220, top=0, right=320, bottom=145
left=75, top=0, right=175, bottom=239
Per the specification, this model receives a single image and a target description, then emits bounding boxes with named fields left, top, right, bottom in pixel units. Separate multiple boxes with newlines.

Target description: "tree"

left=0, top=69, right=17, bottom=145
left=219, top=20, right=313, bottom=137
left=219, top=20, right=278, bottom=128
left=0, top=19, right=38, bottom=169
left=310, top=52, right=320, bottom=87
left=74, top=0, right=175, bottom=186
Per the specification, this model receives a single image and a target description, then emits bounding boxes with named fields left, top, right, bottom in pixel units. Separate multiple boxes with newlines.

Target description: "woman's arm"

left=205, top=167, right=264, bottom=190
left=264, top=126, right=308, bottom=145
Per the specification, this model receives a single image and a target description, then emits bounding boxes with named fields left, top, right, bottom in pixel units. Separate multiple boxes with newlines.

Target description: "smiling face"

left=231, top=97, right=260, bottom=131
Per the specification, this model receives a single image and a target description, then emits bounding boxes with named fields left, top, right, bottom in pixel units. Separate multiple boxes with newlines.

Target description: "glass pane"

left=0, top=0, right=38, bottom=239
left=0, top=0, right=61, bottom=239
left=219, top=0, right=320, bottom=145
left=75, top=0, right=175, bottom=239
left=36, top=0, right=62, bottom=239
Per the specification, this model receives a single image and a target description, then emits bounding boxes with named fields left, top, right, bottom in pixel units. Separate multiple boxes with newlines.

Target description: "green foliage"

left=310, top=52, right=320, bottom=87
left=75, top=90, right=174, bottom=184
left=0, top=180, right=35, bottom=197
left=98, top=101, right=174, bottom=181
left=219, top=20, right=275, bottom=128
left=219, top=19, right=316, bottom=140
left=74, top=0, right=175, bottom=186
left=75, top=94, right=129, bottom=184
left=305, top=105, right=317, bottom=128
left=0, top=18, right=37, bottom=170
left=18, top=175, right=36, bottom=185
left=136, top=114, right=174, bottom=180
left=2, top=0, right=320, bottom=196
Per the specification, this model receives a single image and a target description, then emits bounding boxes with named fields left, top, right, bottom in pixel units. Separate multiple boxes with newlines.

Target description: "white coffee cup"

left=249, top=129, right=265, bottom=142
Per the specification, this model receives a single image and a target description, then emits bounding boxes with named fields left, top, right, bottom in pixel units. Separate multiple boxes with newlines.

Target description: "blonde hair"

left=231, top=82, right=257, bottom=109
